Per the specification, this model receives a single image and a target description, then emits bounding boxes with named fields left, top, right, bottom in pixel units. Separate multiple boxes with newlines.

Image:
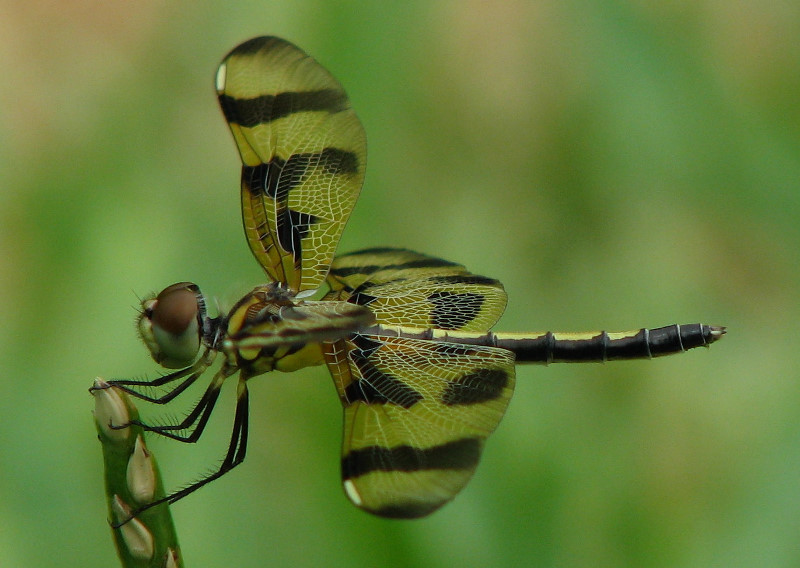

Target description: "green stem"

left=91, top=378, right=184, bottom=568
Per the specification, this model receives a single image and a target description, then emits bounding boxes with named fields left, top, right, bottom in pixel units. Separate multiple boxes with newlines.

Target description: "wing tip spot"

left=343, top=479, right=363, bottom=506
left=215, top=62, right=227, bottom=94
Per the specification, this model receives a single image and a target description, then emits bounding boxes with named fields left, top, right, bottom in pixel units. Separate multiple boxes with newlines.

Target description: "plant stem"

left=91, top=378, right=184, bottom=568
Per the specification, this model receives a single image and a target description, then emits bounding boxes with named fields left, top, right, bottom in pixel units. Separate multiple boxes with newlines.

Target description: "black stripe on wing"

left=219, top=89, right=348, bottom=127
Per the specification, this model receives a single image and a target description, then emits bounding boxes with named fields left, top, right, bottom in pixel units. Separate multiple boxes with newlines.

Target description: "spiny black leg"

left=132, top=365, right=234, bottom=443
left=164, top=377, right=250, bottom=502
left=224, top=377, right=249, bottom=466
left=110, top=368, right=202, bottom=405
left=105, top=350, right=215, bottom=404
left=112, top=377, right=251, bottom=528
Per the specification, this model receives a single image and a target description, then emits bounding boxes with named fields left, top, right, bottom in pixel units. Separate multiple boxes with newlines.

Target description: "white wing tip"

left=215, top=62, right=228, bottom=94
left=343, top=479, right=362, bottom=506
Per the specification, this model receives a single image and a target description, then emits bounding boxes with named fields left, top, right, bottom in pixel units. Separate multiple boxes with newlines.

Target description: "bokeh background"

left=1, top=2, right=798, bottom=566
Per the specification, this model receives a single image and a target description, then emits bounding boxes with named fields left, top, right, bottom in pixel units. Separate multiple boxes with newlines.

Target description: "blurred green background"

left=1, top=2, right=798, bottom=566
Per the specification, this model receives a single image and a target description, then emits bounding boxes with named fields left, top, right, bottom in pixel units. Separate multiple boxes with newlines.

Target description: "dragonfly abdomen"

left=369, top=324, right=725, bottom=364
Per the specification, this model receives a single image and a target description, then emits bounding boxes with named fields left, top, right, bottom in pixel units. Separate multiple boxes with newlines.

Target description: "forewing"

left=323, top=334, right=515, bottom=518
left=324, top=248, right=508, bottom=331
left=229, top=298, right=375, bottom=352
left=217, top=37, right=367, bottom=292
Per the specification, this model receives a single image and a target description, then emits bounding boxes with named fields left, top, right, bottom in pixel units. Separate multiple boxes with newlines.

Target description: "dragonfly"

left=100, top=36, right=725, bottom=521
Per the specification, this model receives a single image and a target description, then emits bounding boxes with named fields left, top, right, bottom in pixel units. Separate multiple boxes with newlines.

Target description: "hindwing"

left=323, top=334, right=515, bottom=518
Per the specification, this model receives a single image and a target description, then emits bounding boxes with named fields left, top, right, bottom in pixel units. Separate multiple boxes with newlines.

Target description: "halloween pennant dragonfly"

left=97, top=36, right=725, bottom=521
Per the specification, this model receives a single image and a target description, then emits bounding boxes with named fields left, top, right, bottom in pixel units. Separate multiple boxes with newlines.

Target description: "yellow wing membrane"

left=324, top=334, right=515, bottom=518
left=216, top=37, right=367, bottom=293
left=323, top=248, right=514, bottom=517
left=325, top=248, right=508, bottom=331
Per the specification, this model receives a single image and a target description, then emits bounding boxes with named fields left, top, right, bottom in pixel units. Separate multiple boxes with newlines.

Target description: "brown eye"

left=137, top=282, right=204, bottom=368
left=152, top=283, right=200, bottom=336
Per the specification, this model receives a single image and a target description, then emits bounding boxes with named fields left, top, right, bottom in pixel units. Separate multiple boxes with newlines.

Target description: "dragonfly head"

left=137, top=282, right=208, bottom=368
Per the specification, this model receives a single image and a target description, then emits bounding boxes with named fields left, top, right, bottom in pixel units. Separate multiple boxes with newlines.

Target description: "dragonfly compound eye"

left=137, top=282, right=203, bottom=368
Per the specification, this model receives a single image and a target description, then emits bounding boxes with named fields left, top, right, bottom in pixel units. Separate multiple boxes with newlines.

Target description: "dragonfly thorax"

left=222, top=282, right=323, bottom=375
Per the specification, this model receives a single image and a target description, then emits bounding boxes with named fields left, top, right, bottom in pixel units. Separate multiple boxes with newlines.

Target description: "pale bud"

left=111, top=495, right=154, bottom=561
left=163, top=548, right=180, bottom=568
left=127, top=435, right=156, bottom=504
left=91, top=378, right=130, bottom=442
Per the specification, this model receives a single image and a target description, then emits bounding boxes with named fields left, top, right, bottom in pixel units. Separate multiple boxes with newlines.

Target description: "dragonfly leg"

left=129, top=364, right=235, bottom=443
left=112, top=376, right=250, bottom=527
left=104, top=349, right=216, bottom=404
